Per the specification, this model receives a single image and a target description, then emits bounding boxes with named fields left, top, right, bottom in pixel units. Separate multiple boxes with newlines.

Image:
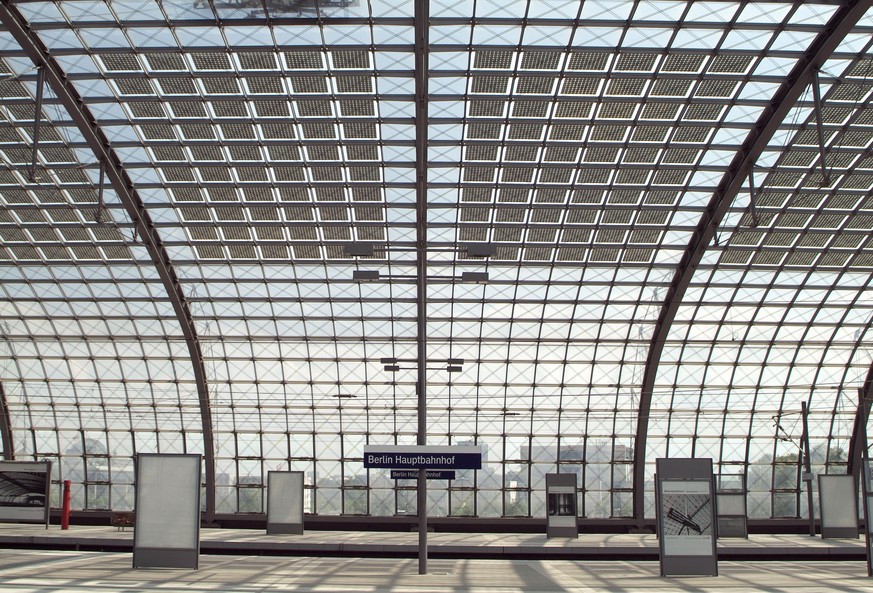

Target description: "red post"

left=61, top=480, right=71, bottom=530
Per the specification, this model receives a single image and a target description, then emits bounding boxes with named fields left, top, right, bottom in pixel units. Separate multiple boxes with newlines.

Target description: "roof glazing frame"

left=0, top=0, right=870, bottom=521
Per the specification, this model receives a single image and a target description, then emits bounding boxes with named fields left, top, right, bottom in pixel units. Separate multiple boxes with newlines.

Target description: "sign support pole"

left=413, top=0, right=429, bottom=574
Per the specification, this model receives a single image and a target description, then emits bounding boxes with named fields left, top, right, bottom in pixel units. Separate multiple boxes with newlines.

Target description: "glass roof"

left=0, top=0, right=871, bottom=520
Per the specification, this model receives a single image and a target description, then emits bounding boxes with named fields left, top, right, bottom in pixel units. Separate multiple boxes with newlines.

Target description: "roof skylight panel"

left=553, top=101, right=594, bottom=119
left=289, top=77, right=329, bottom=94
left=707, top=54, right=754, bottom=75
left=650, top=78, right=692, bottom=98
left=284, top=52, right=324, bottom=70
left=604, top=78, right=647, bottom=97
left=516, top=76, right=556, bottom=95
left=661, top=53, right=706, bottom=73
left=342, top=122, right=376, bottom=139
left=560, top=77, right=601, bottom=96
left=201, top=77, right=243, bottom=95
left=472, top=50, right=514, bottom=70
left=253, top=100, right=291, bottom=118
left=192, top=53, right=234, bottom=71
left=246, top=77, right=285, bottom=95
left=157, top=78, right=198, bottom=96
left=114, top=78, right=155, bottom=96
left=598, top=102, right=638, bottom=119
left=237, top=52, right=279, bottom=71
left=519, top=51, right=562, bottom=71
left=213, top=101, right=249, bottom=118
left=335, top=76, right=374, bottom=94
left=296, top=100, right=333, bottom=117
left=145, top=54, right=187, bottom=72
left=169, top=101, right=208, bottom=118
left=471, top=76, right=511, bottom=94
left=511, top=100, right=550, bottom=118
left=339, top=100, right=375, bottom=117
left=331, top=51, right=371, bottom=70
left=99, top=54, right=143, bottom=72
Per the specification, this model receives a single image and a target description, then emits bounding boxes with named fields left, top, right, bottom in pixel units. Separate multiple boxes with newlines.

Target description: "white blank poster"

left=819, top=474, right=858, bottom=530
left=267, top=471, right=304, bottom=525
left=134, top=454, right=201, bottom=550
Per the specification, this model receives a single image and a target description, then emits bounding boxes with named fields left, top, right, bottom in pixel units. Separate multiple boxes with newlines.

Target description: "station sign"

left=391, top=470, right=456, bottom=480
left=363, top=445, right=482, bottom=470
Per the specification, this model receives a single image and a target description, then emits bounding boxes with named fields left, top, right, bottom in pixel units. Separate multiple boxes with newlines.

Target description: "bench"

left=111, top=512, right=135, bottom=531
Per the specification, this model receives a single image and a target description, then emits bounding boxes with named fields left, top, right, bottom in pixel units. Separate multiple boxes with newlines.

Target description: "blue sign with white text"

left=363, top=445, right=482, bottom=470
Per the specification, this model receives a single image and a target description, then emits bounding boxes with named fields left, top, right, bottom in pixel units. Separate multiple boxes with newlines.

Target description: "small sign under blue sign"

left=391, top=470, right=456, bottom=480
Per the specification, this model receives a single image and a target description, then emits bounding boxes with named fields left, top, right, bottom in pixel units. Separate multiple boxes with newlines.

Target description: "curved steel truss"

left=0, top=0, right=871, bottom=522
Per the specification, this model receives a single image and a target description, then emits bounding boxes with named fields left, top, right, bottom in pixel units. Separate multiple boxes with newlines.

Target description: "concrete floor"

left=0, top=550, right=871, bottom=593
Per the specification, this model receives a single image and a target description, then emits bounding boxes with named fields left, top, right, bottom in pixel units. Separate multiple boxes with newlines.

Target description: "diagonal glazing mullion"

left=1, top=0, right=225, bottom=515
left=0, top=293, right=47, bottom=461
left=0, top=318, right=32, bottom=462
left=585, top=6, right=712, bottom=506
left=632, top=0, right=872, bottom=524
left=312, top=0, right=360, bottom=513
left=478, top=0, right=536, bottom=518
left=24, top=267, right=86, bottom=476
left=624, top=5, right=749, bottom=458
left=667, top=0, right=816, bottom=468
left=446, top=0, right=486, bottom=517
left=250, top=13, right=310, bottom=510
left=713, top=45, right=873, bottom=485
left=252, top=1, right=309, bottom=501
left=575, top=2, right=704, bottom=508
left=493, top=4, right=586, bottom=514
left=356, top=0, right=393, bottom=494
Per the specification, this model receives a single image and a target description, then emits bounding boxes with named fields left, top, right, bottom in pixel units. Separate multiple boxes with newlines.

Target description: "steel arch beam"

left=848, top=369, right=873, bottom=479
left=0, top=1, right=216, bottom=520
left=0, top=382, right=15, bottom=460
left=631, top=0, right=872, bottom=524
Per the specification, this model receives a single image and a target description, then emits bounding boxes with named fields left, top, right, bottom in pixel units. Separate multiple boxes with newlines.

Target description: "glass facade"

left=0, top=0, right=871, bottom=521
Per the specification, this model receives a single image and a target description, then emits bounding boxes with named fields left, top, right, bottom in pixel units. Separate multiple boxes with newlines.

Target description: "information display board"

left=818, top=474, right=858, bottom=539
left=266, top=471, right=304, bottom=535
left=0, top=461, right=51, bottom=526
left=656, top=458, right=717, bottom=577
left=546, top=473, right=577, bottom=538
left=133, top=454, right=201, bottom=569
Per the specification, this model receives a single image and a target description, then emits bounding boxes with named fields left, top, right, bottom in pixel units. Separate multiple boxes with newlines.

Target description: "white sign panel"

left=267, top=471, right=304, bottom=526
left=134, top=454, right=201, bottom=550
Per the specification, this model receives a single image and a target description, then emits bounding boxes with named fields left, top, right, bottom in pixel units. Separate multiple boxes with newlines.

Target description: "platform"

left=0, top=524, right=866, bottom=561
left=0, top=550, right=872, bottom=593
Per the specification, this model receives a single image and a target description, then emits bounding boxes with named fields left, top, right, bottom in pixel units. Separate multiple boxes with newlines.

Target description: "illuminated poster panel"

left=0, top=461, right=51, bottom=525
left=818, top=474, right=858, bottom=539
left=267, top=471, right=304, bottom=535
left=133, top=454, right=201, bottom=569
left=655, top=458, right=717, bottom=577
